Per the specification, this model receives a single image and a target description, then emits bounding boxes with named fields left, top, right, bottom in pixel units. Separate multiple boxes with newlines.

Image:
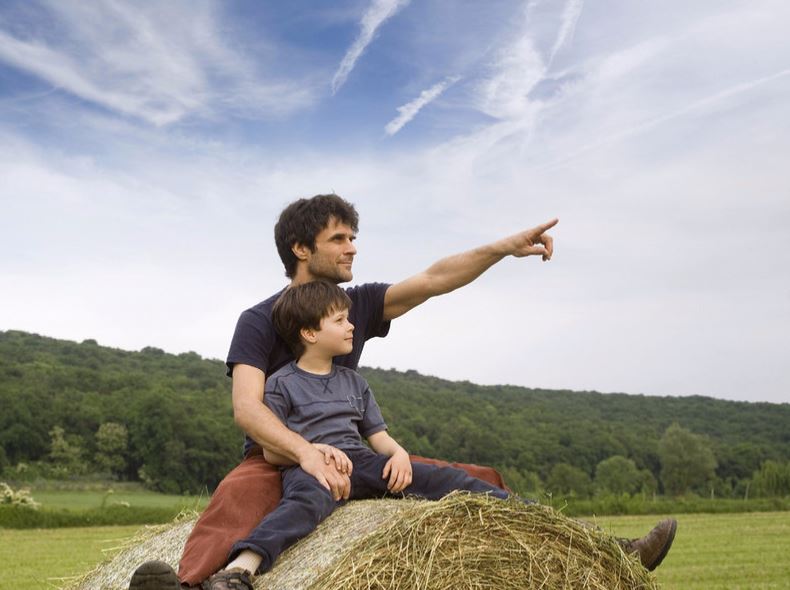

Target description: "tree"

left=751, top=460, right=790, bottom=497
left=48, top=426, right=87, bottom=477
left=658, top=423, right=717, bottom=496
left=94, top=422, right=128, bottom=478
left=594, top=455, right=643, bottom=496
left=546, top=463, right=592, bottom=498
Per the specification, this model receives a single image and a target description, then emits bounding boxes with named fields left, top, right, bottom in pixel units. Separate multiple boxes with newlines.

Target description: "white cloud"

left=384, top=76, right=460, bottom=136
left=548, top=0, right=585, bottom=65
left=331, top=0, right=410, bottom=94
left=0, top=1, right=315, bottom=125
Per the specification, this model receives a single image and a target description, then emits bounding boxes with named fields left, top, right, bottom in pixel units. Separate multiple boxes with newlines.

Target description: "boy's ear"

left=300, top=326, right=317, bottom=344
left=291, top=242, right=310, bottom=262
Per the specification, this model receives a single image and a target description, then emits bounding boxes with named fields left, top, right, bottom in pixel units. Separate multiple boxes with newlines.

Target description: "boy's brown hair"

left=272, top=281, right=352, bottom=358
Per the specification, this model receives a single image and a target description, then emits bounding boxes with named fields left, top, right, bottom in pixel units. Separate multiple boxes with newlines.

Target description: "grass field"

left=1, top=511, right=789, bottom=589
left=31, top=489, right=210, bottom=512
left=0, top=525, right=141, bottom=590
left=592, top=512, right=790, bottom=589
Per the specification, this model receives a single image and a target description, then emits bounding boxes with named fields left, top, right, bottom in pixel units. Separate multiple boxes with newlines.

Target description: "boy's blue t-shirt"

left=264, top=362, right=387, bottom=452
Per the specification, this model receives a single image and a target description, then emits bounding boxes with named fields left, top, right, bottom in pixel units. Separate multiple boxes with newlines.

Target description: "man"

left=130, top=194, right=675, bottom=590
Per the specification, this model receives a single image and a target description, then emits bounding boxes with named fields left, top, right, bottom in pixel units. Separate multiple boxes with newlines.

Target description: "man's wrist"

left=294, top=440, right=322, bottom=464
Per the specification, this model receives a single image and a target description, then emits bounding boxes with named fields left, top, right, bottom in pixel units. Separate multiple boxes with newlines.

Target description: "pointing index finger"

left=535, top=218, right=559, bottom=234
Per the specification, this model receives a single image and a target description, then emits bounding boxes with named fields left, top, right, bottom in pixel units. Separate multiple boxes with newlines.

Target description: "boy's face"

left=310, top=306, right=354, bottom=356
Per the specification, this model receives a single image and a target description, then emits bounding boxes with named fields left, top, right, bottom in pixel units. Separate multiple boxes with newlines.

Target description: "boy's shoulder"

left=334, top=364, right=369, bottom=384
left=265, top=363, right=368, bottom=389
left=265, top=362, right=299, bottom=390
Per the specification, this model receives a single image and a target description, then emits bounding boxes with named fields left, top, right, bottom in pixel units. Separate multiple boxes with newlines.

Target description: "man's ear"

left=292, top=242, right=310, bottom=262
left=300, top=326, right=317, bottom=344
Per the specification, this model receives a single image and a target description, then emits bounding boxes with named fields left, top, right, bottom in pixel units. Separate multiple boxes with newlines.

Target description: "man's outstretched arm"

left=383, top=218, right=558, bottom=321
left=232, top=364, right=351, bottom=500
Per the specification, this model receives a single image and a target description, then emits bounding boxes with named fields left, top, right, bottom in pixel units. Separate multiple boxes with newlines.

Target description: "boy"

left=204, top=280, right=516, bottom=589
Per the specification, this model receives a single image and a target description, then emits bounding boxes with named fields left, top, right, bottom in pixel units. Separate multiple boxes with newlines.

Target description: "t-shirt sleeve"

left=348, top=282, right=392, bottom=341
left=226, top=309, right=275, bottom=377
left=359, top=385, right=387, bottom=438
left=263, top=376, right=291, bottom=424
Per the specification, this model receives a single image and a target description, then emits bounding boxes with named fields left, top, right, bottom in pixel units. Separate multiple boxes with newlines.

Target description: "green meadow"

left=2, top=511, right=789, bottom=590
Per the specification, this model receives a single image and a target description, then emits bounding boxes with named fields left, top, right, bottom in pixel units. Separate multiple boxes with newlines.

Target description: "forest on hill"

left=1, top=330, right=789, bottom=498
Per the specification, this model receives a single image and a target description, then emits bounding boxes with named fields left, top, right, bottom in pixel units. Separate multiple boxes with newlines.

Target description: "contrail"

left=385, top=76, right=460, bottom=136
left=548, top=0, right=584, bottom=67
left=332, top=0, right=410, bottom=95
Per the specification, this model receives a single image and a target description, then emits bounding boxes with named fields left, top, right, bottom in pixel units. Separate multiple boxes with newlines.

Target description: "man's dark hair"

left=274, top=194, right=359, bottom=278
left=272, top=281, right=352, bottom=358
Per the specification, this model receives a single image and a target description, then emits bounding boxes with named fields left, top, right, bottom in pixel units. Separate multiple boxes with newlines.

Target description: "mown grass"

left=2, top=511, right=789, bottom=589
left=0, top=525, right=140, bottom=590
left=591, top=511, right=790, bottom=589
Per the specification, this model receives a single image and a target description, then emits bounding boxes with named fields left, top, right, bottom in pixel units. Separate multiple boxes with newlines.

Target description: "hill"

left=1, top=329, right=788, bottom=496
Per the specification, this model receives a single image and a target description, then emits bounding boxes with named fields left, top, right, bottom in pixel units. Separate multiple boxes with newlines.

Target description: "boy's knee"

left=287, top=474, right=336, bottom=518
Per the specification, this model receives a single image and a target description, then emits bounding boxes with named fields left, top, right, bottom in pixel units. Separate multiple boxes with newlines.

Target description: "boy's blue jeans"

left=228, top=447, right=513, bottom=573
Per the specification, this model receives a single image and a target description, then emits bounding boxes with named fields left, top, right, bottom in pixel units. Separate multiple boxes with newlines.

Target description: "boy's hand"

left=313, top=443, right=353, bottom=475
left=382, top=449, right=412, bottom=493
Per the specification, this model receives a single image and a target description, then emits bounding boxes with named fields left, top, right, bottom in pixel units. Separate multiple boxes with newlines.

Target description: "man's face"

left=303, top=218, right=357, bottom=283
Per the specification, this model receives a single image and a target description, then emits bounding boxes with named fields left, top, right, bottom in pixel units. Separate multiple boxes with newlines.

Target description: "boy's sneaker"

left=129, top=560, right=180, bottom=589
left=620, top=518, right=677, bottom=571
left=203, top=568, right=253, bottom=590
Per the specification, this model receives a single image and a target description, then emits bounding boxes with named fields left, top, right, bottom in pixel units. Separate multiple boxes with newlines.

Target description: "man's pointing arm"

left=382, top=218, right=558, bottom=321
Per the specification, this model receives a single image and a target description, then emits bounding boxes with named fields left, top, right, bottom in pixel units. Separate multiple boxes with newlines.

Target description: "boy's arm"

left=367, top=431, right=412, bottom=493
left=382, top=218, right=557, bottom=321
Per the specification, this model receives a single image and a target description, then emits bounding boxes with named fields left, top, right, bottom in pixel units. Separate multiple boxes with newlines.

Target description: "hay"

left=308, top=493, right=658, bottom=590
left=64, top=494, right=658, bottom=590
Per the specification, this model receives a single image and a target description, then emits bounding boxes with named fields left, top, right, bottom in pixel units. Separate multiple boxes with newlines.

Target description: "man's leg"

left=130, top=452, right=282, bottom=589
left=202, top=465, right=336, bottom=589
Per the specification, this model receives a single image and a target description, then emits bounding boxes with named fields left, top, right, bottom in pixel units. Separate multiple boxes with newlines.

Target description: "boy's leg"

left=346, top=450, right=514, bottom=501
left=225, top=465, right=337, bottom=575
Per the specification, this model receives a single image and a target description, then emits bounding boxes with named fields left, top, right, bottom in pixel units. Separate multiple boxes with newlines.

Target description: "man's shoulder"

left=242, top=288, right=287, bottom=318
left=344, top=282, right=390, bottom=300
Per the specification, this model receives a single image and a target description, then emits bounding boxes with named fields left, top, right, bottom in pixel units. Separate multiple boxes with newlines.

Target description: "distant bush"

left=0, top=503, right=184, bottom=528
left=560, top=494, right=790, bottom=517
left=0, top=481, right=39, bottom=509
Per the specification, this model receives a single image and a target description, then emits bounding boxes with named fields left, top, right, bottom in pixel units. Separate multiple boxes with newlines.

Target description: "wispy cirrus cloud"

left=0, top=0, right=315, bottom=126
left=384, top=76, right=460, bottom=136
left=331, top=0, right=410, bottom=94
left=548, top=0, right=585, bottom=65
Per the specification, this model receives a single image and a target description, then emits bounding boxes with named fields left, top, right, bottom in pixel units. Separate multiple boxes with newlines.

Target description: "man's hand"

left=382, top=449, right=413, bottom=493
left=300, top=447, right=351, bottom=501
left=500, top=218, right=558, bottom=261
left=313, top=443, right=353, bottom=475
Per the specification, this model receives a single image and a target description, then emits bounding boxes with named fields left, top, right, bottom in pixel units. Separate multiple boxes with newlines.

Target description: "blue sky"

left=1, top=0, right=788, bottom=403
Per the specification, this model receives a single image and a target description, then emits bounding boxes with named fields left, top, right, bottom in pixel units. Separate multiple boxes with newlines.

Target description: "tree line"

left=1, top=330, right=789, bottom=498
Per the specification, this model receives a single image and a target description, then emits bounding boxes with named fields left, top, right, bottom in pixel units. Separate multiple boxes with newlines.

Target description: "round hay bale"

left=65, top=493, right=658, bottom=590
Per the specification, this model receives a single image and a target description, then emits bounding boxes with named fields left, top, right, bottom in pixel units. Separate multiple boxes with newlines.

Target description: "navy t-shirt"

left=226, top=282, right=391, bottom=454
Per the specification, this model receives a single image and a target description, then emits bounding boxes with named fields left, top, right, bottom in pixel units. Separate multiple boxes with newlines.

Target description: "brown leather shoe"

left=203, top=568, right=254, bottom=590
left=621, top=518, right=677, bottom=571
